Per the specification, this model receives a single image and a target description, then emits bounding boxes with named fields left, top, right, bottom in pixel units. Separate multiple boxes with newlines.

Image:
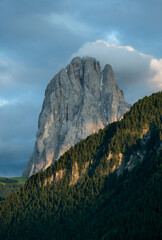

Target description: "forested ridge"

left=0, top=92, right=161, bottom=240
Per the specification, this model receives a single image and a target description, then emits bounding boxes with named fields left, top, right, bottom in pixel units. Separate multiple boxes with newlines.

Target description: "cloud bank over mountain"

left=71, top=40, right=162, bottom=103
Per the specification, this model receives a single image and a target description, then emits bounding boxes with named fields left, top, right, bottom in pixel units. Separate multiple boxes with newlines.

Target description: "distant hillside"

left=0, top=92, right=161, bottom=240
left=0, top=177, right=27, bottom=201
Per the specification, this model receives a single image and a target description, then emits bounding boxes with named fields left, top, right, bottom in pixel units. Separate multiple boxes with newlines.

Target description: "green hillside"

left=0, top=177, right=27, bottom=201
left=0, top=92, right=161, bottom=240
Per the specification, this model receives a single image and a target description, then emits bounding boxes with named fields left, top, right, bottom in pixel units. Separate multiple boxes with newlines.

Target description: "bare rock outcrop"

left=23, top=57, right=131, bottom=177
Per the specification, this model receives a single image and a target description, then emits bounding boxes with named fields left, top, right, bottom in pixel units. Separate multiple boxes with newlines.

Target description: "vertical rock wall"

left=23, top=57, right=131, bottom=177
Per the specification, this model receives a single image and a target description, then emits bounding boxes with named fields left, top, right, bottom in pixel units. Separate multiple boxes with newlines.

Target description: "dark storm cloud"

left=0, top=0, right=161, bottom=176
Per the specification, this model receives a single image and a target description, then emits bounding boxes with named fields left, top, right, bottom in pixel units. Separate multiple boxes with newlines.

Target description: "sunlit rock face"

left=23, top=57, right=131, bottom=177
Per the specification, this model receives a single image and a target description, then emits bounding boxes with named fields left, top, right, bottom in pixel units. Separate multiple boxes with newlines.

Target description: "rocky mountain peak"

left=22, top=56, right=131, bottom=177
left=103, top=64, right=115, bottom=85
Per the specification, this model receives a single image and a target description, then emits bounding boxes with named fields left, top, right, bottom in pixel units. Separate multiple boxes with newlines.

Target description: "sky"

left=0, top=0, right=162, bottom=177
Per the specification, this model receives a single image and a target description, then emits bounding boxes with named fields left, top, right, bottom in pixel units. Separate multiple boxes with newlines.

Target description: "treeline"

left=0, top=92, right=161, bottom=240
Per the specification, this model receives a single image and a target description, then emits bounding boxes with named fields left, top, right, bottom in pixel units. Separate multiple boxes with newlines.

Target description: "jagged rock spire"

left=23, top=56, right=131, bottom=177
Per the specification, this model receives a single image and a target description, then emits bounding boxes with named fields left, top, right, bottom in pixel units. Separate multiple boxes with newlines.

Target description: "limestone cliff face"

left=23, top=57, right=131, bottom=177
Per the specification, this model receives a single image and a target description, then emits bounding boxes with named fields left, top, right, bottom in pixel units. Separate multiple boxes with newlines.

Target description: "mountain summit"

left=23, top=57, right=130, bottom=177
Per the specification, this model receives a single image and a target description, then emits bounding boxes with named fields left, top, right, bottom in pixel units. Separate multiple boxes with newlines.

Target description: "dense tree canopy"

left=0, top=92, right=161, bottom=240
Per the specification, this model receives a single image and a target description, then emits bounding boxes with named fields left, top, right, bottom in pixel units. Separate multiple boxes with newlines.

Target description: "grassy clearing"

left=0, top=176, right=27, bottom=185
left=9, top=177, right=28, bottom=184
left=0, top=177, right=28, bottom=200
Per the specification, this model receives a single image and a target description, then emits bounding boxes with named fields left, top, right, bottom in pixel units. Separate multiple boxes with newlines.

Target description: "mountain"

left=0, top=91, right=161, bottom=240
left=23, top=57, right=130, bottom=177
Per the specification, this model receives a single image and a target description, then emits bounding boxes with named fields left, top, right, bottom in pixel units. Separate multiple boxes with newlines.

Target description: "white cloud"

left=150, top=58, right=162, bottom=89
left=71, top=40, right=162, bottom=103
left=0, top=98, right=18, bottom=108
left=105, top=32, right=120, bottom=45
left=0, top=99, right=9, bottom=107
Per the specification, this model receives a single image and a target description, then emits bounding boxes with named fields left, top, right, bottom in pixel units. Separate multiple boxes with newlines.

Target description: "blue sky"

left=0, top=0, right=162, bottom=176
